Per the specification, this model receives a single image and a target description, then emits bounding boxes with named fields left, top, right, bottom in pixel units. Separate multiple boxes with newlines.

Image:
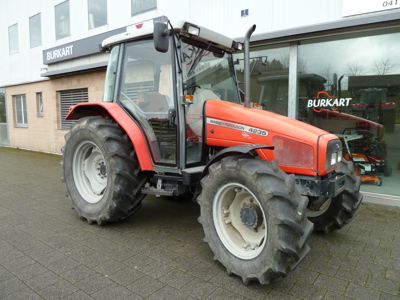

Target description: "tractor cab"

left=101, top=20, right=242, bottom=171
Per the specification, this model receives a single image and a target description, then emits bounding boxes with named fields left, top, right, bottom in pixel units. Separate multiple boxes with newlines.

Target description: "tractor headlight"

left=187, top=25, right=200, bottom=36
left=330, top=150, right=342, bottom=166
left=326, top=140, right=342, bottom=171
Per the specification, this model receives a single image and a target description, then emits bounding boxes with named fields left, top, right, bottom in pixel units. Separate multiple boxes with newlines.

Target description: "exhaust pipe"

left=244, top=24, right=256, bottom=108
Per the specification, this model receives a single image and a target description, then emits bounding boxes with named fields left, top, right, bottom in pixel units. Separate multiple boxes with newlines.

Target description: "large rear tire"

left=197, top=156, right=313, bottom=285
left=62, top=116, right=149, bottom=225
left=307, top=160, right=363, bottom=233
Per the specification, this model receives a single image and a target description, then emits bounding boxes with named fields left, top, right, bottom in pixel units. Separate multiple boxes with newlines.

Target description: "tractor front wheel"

left=307, top=160, right=363, bottom=233
left=197, top=156, right=313, bottom=284
left=62, top=116, right=149, bottom=225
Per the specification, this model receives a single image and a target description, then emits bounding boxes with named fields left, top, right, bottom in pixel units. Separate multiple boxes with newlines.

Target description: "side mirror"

left=154, top=22, right=169, bottom=53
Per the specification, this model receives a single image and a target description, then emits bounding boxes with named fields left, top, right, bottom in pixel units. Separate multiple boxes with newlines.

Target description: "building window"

left=13, top=95, right=27, bottom=127
left=36, top=93, right=44, bottom=117
left=8, top=24, right=19, bottom=54
left=131, top=0, right=157, bottom=16
left=59, top=88, right=88, bottom=129
left=88, top=0, right=107, bottom=29
left=29, top=13, right=42, bottom=48
left=55, top=1, right=70, bottom=40
left=0, top=89, right=6, bottom=123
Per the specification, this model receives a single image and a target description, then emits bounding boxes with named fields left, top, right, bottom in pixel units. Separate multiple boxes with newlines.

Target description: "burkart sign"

left=307, top=91, right=352, bottom=112
left=46, top=45, right=74, bottom=62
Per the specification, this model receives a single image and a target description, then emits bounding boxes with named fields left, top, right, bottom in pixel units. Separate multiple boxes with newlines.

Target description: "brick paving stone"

left=91, top=283, right=133, bottom=300
left=323, top=291, right=354, bottom=300
left=187, top=261, right=222, bottom=281
left=345, top=283, right=382, bottom=300
left=107, top=267, right=144, bottom=286
left=264, top=289, right=298, bottom=299
left=308, top=260, right=340, bottom=276
left=288, top=266, right=319, bottom=284
left=60, top=264, right=96, bottom=284
left=380, top=292, right=400, bottom=300
left=335, top=266, right=369, bottom=286
left=147, top=285, right=190, bottom=300
left=366, top=275, right=400, bottom=296
left=314, top=274, right=347, bottom=294
left=139, top=260, right=174, bottom=279
left=73, top=273, right=114, bottom=295
left=290, top=281, right=327, bottom=300
left=208, top=271, right=243, bottom=291
left=24, top=271, right=62, bottom=291
left=37, top=280, right=78, bottom=299
left=234, top=281, right=271, bottom=300
left=181, top=277, right=217, bottom=299
left=127, top=275, right=164, bottom=297
left=205, top=287, right=245, bottom=300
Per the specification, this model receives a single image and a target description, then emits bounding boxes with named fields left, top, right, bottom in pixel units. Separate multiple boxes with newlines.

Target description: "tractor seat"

left=138, top=91, right=169, bottom=113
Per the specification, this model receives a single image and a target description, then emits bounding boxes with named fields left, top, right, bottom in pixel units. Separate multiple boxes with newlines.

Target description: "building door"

left=0, top=88, right=10, bottom=146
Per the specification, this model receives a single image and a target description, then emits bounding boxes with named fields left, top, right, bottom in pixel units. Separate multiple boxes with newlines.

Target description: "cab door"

left=117, top=39, right=178, bottom=166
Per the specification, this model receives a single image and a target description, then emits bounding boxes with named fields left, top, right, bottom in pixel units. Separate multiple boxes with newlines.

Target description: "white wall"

left=0, top=0, right=392, bottom=88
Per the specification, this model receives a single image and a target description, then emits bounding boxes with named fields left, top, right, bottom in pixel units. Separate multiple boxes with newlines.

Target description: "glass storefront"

left=298, top=29, right=400, bottom=196
left=235, top=44, right=290, bottom=113
left=237, top=27, right=400, bottom=197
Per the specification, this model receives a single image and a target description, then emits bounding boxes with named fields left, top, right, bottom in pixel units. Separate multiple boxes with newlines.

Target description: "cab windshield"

left=180, top=41, right=240, bottom=103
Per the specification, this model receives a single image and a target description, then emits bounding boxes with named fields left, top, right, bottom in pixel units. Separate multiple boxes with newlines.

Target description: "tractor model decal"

left=206, top=117, right=268, bottom=136
left=308, top=91, right=352, bottom=113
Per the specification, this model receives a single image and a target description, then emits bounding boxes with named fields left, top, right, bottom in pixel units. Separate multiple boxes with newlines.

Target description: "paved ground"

left=0, top=146, right=399, bottom=300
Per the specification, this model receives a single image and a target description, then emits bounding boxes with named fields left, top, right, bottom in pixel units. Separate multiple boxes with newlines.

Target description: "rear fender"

left=66, top=102, right=154, bottom=171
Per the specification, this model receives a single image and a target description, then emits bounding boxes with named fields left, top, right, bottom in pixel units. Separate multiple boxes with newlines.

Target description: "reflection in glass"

left=298, top=31, right=400, bottom=195
left=55, top=1, right=70, bottom=40
left=0, top=89, right=6, bottom=123
left=131, top=0, right=157, bottom=16
left=8, top=24, right=19, bottom=54
left=29, top=14, right=42, bottom=48
left=88, top=0, right=107, bottom=29
left=234, top=45, right=290, bottom=115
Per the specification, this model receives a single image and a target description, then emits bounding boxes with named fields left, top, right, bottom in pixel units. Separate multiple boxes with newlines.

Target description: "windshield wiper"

left=187, top=42, right=212, bottom=77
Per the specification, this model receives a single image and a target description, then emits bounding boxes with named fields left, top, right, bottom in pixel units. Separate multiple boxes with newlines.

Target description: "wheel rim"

left=307, top=197, right=331, bottom=218
left=213, top=183, right=267, bottom=260
left=73, top=141, right=107, bottom=204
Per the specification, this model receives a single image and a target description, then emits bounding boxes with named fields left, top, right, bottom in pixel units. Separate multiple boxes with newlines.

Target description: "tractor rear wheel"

left=307, top=160, right=363, bottom=233
left=197, top=156, right=313, bottom=285
left=62, top=116, right=149, bottom=225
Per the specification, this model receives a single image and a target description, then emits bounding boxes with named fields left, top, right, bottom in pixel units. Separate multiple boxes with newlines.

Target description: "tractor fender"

left=66, top=102, right=154, bottom=171
left=201, top=144, right=274, bottom=178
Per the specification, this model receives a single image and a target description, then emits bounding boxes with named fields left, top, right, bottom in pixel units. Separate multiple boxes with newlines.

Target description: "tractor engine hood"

left=204, top=99, right=341, bottom=176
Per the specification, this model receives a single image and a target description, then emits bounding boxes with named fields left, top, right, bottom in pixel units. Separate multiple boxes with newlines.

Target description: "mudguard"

left=202, top=144, right=274, bottom=178
left=66, top=102, right=154, bottom=171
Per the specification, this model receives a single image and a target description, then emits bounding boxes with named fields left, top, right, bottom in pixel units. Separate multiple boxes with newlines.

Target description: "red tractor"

left=352, top=88, right=396, bottom=133
left=62, top=19, right=362, bottom=284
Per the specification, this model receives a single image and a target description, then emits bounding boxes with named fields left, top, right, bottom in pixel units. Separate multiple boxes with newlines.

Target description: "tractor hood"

left=204, top=99, right=341, bottom=176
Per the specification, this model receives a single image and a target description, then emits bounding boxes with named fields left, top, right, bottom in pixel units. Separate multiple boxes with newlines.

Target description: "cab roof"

left=101, top=20, right=239, bottom=54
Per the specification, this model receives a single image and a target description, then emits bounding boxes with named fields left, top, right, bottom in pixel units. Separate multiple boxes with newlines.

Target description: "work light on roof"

left=187, top=25, right=200, bottom=36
